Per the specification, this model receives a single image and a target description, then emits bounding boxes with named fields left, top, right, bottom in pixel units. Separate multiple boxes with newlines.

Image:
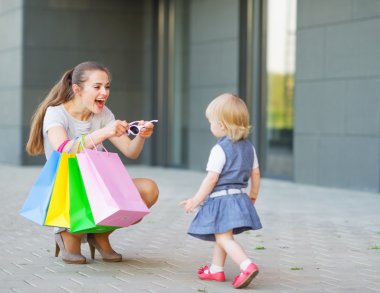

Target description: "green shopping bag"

left=68, top=156, right=119, bottom=233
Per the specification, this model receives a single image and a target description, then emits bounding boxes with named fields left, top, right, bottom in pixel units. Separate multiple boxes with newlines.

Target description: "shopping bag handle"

left=80, top=134, right=109, bottom=155
left=57, top=139, right=71, bottom=153
left=57, top=136, right=81, bottom=154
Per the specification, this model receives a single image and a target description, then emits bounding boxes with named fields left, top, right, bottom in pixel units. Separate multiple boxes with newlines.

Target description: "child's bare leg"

left=212, top=242, right=227, bottom=267
left=215, top=230, right=248, bottom=265
left=198, top=240, right=227, bottom=281
left=216, top=231, right=259, bottom=288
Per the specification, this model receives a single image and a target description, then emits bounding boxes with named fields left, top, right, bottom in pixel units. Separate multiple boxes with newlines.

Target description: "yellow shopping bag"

left=44, top=153, right=75, bottom=228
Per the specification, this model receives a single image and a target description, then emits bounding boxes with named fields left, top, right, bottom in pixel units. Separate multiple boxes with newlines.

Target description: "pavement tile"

left=0, top=165, right=379, bottom=292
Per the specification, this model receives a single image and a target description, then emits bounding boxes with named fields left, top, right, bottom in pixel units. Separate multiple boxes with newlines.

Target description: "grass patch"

left=290, top=267, right=303, bottom=270
left=371, top=245, right=380, bottom=250
left=255, top=246, right=265, bottom=250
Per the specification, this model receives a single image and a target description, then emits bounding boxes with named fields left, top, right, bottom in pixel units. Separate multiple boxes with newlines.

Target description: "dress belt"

left=209, top=188, right=247, bottom=198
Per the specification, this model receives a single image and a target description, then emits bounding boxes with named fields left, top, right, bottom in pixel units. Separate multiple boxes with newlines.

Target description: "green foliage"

left=267, top=73, right=294, bottom=130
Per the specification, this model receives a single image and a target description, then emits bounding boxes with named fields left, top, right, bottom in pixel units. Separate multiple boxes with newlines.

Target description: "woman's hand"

left=137, top=120, right=155, bottom=139
left=105, top=120, right=128, bottom=138
left=108, top=120, right=156, bottom=160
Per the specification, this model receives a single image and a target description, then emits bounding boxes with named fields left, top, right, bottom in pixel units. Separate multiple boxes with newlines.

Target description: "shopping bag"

left=68, top=156, right=119, bottom=233
left=20, top=140, right=70, bottom=225
left=44, top=152, right=75, bottom=228
left=76, top=145, right=150, bottom=227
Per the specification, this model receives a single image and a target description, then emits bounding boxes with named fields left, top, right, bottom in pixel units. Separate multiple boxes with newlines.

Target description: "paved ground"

left=1, top=164, right=380, bottom=293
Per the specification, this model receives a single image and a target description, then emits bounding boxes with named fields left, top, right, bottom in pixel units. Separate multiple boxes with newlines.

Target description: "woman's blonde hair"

left=26, top=61, right=110, bottom=155
left=205, top=93, right=251, bottom=142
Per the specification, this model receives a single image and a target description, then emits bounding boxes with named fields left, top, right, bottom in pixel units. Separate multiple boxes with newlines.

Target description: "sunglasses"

left=127, top=120, right=159, bottom=136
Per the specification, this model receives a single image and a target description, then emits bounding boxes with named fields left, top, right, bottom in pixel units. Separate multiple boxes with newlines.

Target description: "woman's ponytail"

left=26, top=68, right=74, bottom=155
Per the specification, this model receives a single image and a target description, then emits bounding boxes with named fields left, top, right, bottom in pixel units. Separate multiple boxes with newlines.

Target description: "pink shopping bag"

left=76, top=144, right=150, bottom=227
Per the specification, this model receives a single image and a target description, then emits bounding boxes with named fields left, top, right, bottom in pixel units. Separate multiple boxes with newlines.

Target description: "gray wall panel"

left=294, top=82, right=323, bottom=134
left=295, top=80, right=347, bottom=183
left=0, top=0, right=22, bottom=12
left=24, top=11, right=145, bottom=50
left=352, top=0, right=380, bottom=19
left=190, top=41, right=238, bottom=87
left=24, top=0, right=144, bottom=12
left=345, top=78, right=380, bottom=136
left=318, top=136, right=380, bottom=190
left=296, top=28, right=325, bottom=80
left=188, top=129, right=216, bottom=170
left=0, top=49, right=22, bottom=88
left=295, top=1, right=380, bottom=191
left=0, top=8, right=22, bottom=50
left=0, top=1, right=22, bottom=164
left=107, top=90, right=148, bottom=122
left=319, top=80, right=345, bottom=135
left=191, top=0, right=238, bottom=43
left=294, top=135, right=319, bottom=184
left=325, top=19, right=380, bottom=78
left=343, top=136, right=380, bottom=191
left=0, top=89, right=22, bottom=126
left=24, top=49, right=149, bottom=90
left=187, top=0, right=239, bottom=170
left=318, top=136, right=349, bottom=187
left=298, top=0, right=352, bottom=28
left=0, top=127, right=22, bottom=164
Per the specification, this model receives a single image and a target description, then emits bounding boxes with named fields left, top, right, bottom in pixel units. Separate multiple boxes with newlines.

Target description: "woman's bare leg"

left=60, top=231, right=83, bottom=254
left=91, top=231, right=114, bottom=253
left=133, top=178, right=159, bottom=208
left=131, top=178, right=159, bottom=225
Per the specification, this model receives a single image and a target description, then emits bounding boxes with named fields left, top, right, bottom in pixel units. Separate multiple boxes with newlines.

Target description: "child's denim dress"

left=188, top=136, right=262, bottom=241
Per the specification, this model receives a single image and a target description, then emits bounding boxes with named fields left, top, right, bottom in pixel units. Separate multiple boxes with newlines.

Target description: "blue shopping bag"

left=19, top=140, right=70, bottom=225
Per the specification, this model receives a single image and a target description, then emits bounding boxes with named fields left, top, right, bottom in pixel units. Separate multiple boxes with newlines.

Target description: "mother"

left=26, top=61, right=159, bottom=264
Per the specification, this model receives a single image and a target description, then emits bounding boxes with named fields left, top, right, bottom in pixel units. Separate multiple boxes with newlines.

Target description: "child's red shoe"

left=198, top=265, right=226, bottom=282
left=232, top=263, right=259, bottom=289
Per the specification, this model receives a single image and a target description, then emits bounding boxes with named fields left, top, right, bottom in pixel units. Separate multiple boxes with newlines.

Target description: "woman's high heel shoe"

left=55, top=233, right=86, bottom=264
left=88, top=234, right=122, bottom=262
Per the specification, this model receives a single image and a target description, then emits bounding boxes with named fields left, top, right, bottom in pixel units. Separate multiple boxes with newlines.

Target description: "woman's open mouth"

left=95, top=98, right=105, bottom=108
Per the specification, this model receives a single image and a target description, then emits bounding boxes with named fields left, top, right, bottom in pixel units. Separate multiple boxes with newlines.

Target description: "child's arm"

left=249, top=167, right=260, bottom=204
left=180, top=171, right=219, bottom=213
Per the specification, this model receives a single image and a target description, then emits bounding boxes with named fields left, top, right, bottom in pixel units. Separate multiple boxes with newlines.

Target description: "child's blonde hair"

left=205, top=93, right=251, bottom=142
